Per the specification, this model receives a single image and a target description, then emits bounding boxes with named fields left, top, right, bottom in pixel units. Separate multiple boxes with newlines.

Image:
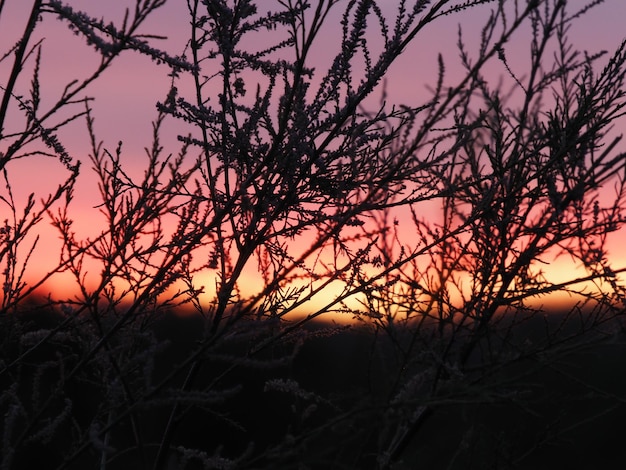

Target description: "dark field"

left=3, top=306, right=626, bottom=469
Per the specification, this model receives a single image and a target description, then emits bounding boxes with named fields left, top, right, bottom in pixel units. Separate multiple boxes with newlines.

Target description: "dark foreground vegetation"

left=4, top=303, right=626, bottom=469
left=3, top=0, right=626, bottom=468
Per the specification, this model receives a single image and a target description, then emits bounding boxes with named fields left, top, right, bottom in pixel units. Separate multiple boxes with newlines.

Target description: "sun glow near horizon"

left=4, top=1, right=626, bottom=322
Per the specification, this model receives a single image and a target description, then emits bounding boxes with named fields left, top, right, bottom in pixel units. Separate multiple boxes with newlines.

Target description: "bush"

left=2, top=1, right=626, bottom=468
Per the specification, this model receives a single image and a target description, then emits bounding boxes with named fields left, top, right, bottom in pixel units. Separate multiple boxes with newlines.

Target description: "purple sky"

left=2, top=1, right=626, bottom=305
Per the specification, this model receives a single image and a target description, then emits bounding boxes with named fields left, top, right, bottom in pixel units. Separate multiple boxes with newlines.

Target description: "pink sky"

left=2, top=1, right=626, bottom=312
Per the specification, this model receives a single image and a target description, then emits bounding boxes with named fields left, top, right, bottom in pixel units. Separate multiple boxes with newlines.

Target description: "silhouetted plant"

left=2, top=1, right=626, bottom=469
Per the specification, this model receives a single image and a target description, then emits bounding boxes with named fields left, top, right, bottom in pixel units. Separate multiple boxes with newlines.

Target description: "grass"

left=4, top=302, right=626, bottom=469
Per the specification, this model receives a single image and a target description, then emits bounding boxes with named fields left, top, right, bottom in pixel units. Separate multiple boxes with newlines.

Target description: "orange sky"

left=2, top=1, right=626, bottom=317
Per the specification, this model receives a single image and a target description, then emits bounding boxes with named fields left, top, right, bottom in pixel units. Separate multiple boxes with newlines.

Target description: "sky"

left=2, top=0, right=626, bottom=316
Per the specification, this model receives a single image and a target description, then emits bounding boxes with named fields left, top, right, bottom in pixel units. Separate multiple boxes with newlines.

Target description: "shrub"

left=2, top=1, right=626, bottom=468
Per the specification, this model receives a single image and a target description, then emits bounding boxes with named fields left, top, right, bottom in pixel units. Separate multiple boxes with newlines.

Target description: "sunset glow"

left=2, top=1, right=626, bottom=315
